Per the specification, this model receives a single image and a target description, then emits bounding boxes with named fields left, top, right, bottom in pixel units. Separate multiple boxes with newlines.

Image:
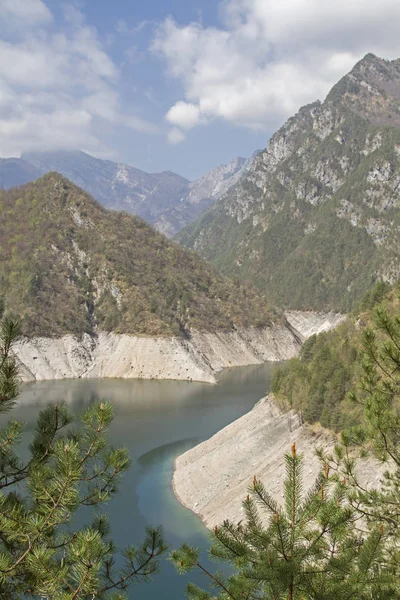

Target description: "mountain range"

left=0, top=150, right=254, bottom=237
left=0, top=173, right=276, bottom=338
left=3, top=53, right=400, bottom=316
left=178, top=54, right=400, bottom=312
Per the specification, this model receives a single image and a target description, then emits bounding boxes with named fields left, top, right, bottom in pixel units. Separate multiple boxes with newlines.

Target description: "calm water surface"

left=13, top=363, right=279, bottom=599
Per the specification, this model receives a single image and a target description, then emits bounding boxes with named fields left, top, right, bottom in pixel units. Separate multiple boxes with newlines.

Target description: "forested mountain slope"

left=178, top=54, right=400, bottom=312
left=271, top=282, right=398, bottom=431
left=0, top=173, right=276, bottom=338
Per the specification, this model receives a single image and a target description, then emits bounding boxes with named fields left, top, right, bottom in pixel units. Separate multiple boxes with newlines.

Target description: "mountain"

left=178, top=54, right=400, bottom=313
left=0, top=173, right=277, bottom=338
left=21, top=150, right=190, bottom=228
left=12, top=150, right=253, bottom=236
left=0, top=158, right=41, bottom=189
left=154, top=155, right=254, bottom=237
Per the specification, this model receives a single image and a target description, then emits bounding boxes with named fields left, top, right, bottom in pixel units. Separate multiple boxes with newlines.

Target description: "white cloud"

left=0, top=110, right=97, bottom=157
left=153, top=0, right=400, bottom=135
left=166, top=101, right=205, bottom=130
left=167, top=128, right=186, bottom=144
left=0, top=0, right=52, bottom=27
left=0, top=2, right=157, bottom=157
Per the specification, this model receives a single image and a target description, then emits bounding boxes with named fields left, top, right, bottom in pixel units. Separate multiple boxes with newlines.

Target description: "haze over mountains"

left=0, top=150, right=254, bottom=237
left=0, top=158, right=42, bottom=190
left=178, top=54, right=400, bottom=313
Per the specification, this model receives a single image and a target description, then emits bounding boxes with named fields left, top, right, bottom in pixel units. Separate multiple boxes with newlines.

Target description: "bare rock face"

left=156, top=155, right=255, bottom=237
left=178, top=54, right=400, bottom=313
left=285, top=311, right=345, bottom=340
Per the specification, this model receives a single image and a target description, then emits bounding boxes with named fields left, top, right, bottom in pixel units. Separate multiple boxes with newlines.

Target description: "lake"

left=12, top=362, right=280, bottom=599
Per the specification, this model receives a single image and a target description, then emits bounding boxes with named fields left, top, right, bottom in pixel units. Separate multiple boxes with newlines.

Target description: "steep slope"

left=0, top=158, right=41, bottom=190
left=16, top=151, right=253, bottom=236
left=178, top=54, right=400, bottom=312
left=157, top=155, right=255, bottom=236
left=272, top=282, right=399, bottom=431
left=0, top=173, right=279, bottom=339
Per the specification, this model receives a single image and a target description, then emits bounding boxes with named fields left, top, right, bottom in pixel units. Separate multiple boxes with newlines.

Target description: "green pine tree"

left=324, top=296, right=400, bottom=592
left=0, top=315, right=167, bottom=599
left=172, top=444, right=388, bottom=600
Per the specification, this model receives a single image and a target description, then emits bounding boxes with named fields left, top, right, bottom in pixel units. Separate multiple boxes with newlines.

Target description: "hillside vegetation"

left=0, top=173, right=276, bottom=338
left=271, top=282, right=398, bottom=431
left=0, top=150, right=253, bottom=237
left=179, top=54, right=400, bottom=312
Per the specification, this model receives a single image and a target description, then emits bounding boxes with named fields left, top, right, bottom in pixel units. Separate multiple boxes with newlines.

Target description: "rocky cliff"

left=157, top=154, right=256, bottom=237
left=178, top=54, right=400, bottom=312
left=285, top=311, right=345, bottom=339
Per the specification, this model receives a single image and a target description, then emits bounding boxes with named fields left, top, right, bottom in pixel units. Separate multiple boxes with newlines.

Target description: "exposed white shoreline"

left=13, top=311, right=344, bottom=385
left=14, top=325, right=297, bottom=384
left=173, top=396, right=385, bottom=529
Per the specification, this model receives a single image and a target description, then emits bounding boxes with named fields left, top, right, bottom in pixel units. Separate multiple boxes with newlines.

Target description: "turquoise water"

left=12, top=363, right=279, bottom=599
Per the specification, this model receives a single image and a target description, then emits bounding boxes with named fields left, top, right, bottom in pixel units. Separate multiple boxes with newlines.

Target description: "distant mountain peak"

left=2, top=150, right=253, bottom=237
left=354, top=52, right=380, bottom=66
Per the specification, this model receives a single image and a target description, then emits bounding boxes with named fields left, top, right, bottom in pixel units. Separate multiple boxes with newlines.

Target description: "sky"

left=1, top=1, right=400, bottom=180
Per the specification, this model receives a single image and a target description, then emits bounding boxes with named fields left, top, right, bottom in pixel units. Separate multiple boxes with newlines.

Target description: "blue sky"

left=1, top=0, right=400, bottom=180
